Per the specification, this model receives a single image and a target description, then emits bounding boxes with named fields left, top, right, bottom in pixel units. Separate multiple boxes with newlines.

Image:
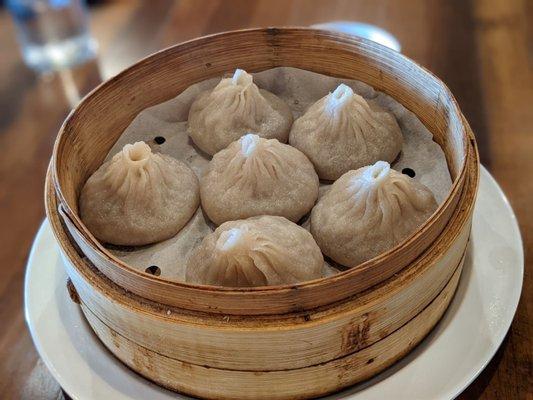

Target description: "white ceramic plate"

left=25, top=166, right=523, bottom=400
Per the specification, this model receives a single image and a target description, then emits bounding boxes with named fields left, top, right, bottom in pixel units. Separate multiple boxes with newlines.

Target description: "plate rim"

left=438, top=166, right=523, bottom=399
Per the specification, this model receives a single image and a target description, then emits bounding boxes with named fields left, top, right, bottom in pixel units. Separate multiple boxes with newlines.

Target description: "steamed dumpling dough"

left=188, top=69, right=293, bottom=155
left=79, top=141, right=200, bottom=246
left=201, top=133, right=319, bottom=225
left=186, top=216, right=324, bottom=287
left=311, top=161, right=438, bottom=267
left=289, top=84, right=403, bottom=180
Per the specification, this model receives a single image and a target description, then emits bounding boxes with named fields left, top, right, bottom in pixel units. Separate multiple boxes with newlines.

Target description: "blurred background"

left=0, top=1, right=531, bottom=399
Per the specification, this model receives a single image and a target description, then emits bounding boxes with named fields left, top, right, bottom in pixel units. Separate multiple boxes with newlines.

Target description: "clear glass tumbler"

left=7, top=0, right=97, bottom=72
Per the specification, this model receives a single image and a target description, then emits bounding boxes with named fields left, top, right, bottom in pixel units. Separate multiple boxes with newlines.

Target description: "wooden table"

left=0, top=0, right=531, bottom=398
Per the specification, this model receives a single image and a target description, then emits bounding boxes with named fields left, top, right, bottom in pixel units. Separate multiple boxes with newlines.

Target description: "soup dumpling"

left=289, top=84, right=403, bottom=180
left=186, top=216, right=324, bottom=287
left=311, top=161, right=437, bottom=267
left=200, top=133, right=319, bottom=225
left=79, top=142, right=199, bottom=246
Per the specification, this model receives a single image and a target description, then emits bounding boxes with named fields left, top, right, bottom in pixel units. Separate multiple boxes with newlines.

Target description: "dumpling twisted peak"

left=231, top=68, right=253, bottom=86
left=188, top=69, right=293, bottom=155
left=105, top=142, right=157, bottom=197
left=311, top=161, right=438, bottom=267
left=200, top=134, right=319, bottom=225
left=230, top=134, right=289, bottom=192
left=324, top=84, right=355, bottom=115
left=289, top=83, right=403, bottom=180
left=186, top=216, right=324, bottom=287
left=209, top=225, right=274, bottom=287
left=240, top=132, right=259, bottom=156
left=79, top=141, right=200, bottom=246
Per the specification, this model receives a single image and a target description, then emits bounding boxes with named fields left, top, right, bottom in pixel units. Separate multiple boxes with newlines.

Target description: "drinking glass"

left=7, top=0, right=97, bottom=72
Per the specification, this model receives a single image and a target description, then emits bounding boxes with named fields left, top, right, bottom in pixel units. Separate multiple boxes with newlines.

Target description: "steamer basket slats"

left=52, top=28, right=471, bottom=315
left=81, top=262, right=462, bottom=400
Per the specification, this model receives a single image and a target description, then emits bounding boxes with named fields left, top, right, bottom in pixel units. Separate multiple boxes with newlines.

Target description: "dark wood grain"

left=0, top=0, right=530, bottom=399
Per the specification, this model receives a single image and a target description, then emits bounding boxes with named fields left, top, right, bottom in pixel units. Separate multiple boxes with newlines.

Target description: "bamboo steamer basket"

left=52, top=28, right=473, bottom=316
left=46, top=28, right=480, bottom=399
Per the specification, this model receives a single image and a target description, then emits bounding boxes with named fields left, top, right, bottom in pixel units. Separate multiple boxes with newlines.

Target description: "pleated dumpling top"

left=188, top=69, right=293, bottom=155
left=186, top=216, right=324, bottom=287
